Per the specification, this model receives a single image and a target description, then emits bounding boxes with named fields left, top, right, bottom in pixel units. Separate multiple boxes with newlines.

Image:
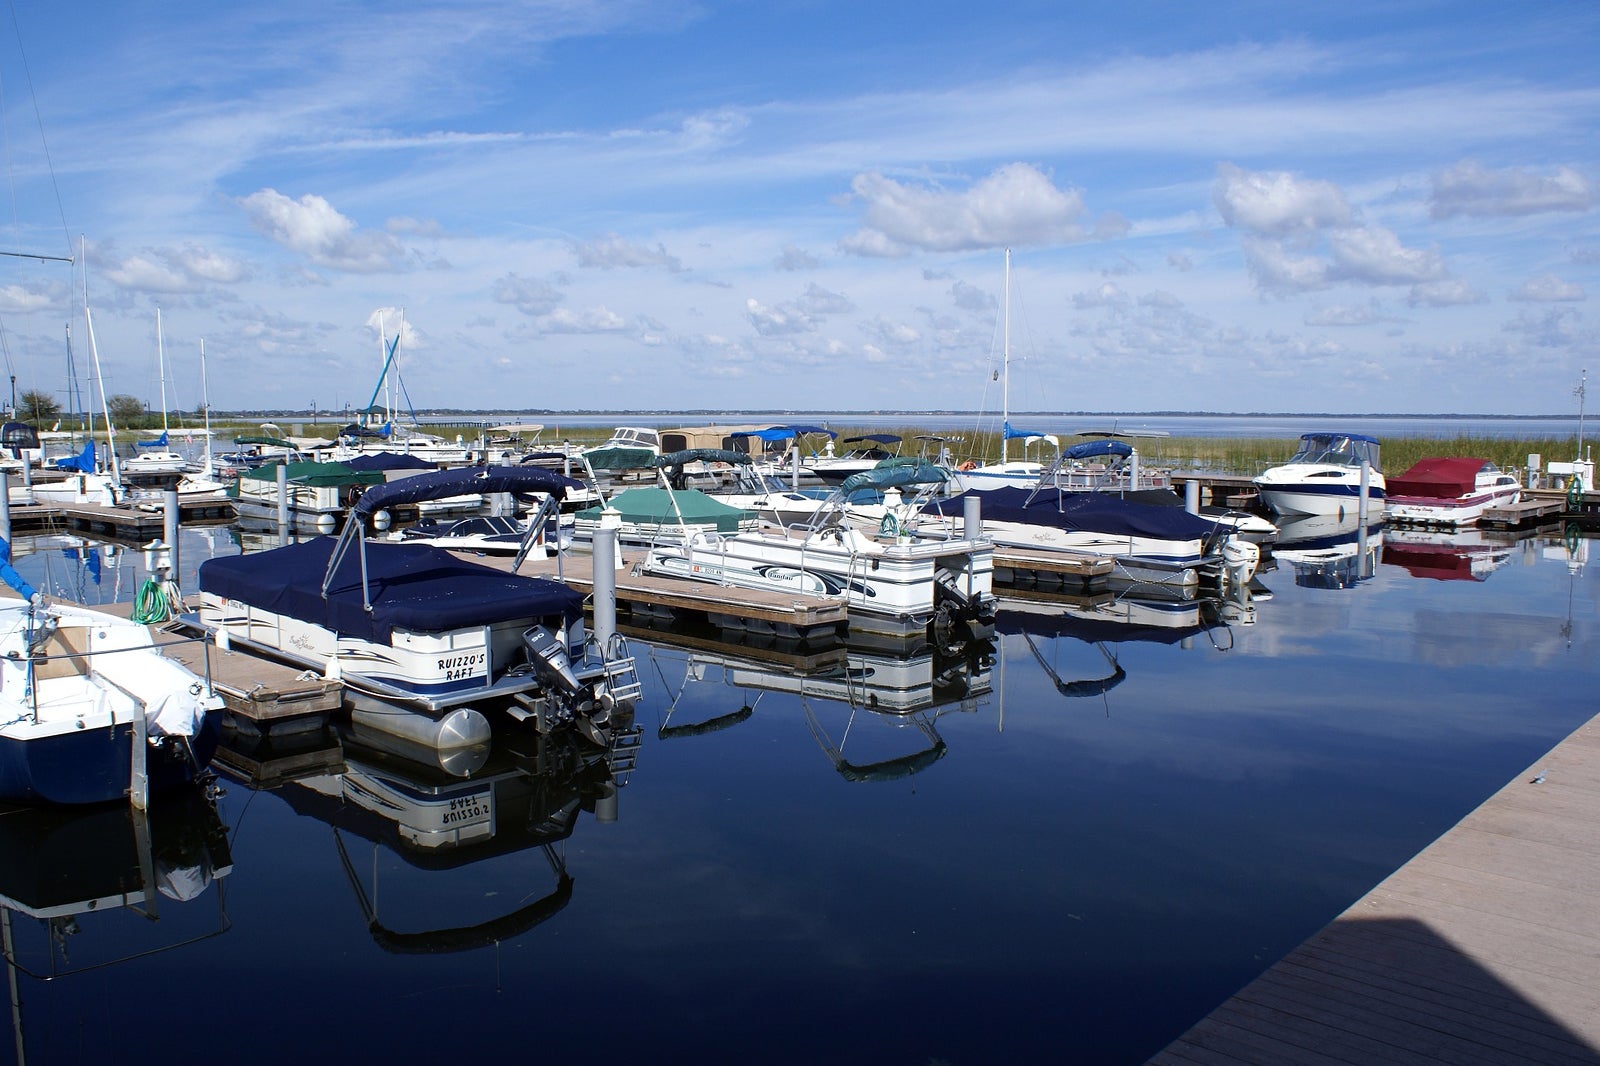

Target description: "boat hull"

left=0, top=714, right=222, bottom=805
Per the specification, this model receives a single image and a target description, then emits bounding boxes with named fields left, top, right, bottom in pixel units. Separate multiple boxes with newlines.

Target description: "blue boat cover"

left=345, top=452, right=436, bottom=473
left=198, top=537, right=581, bottom=646
left=1062, top=439, right=1133, bottom=461
left=353, top=466, right=584, bottom=517
left=925, top=488, right=1217, bottom=540
left=842, top=434, right=901, bottom=445
left=53, top=441, right=96, bottom=473
left=136, top=430, right=170, bottom=449
left=1002, top=420, right=1048, bottom=440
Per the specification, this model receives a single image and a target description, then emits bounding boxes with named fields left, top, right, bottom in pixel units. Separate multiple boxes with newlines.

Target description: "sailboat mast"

left=156, top=307, right=170, bottom=435
left=1001, top=248, right=1011, bottom=466
left=200, top=339, right=213, bottom=471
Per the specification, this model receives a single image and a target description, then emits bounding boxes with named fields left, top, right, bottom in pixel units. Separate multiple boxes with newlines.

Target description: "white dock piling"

left=1184, top=479, right=1200, bottom=514
left=592, top=524, right=618, bottom=650
left=963, top=494, right=981, bottom=540
left=276, top=462, right=289, bottom=528
left=0, top=471, right=9, bottom=543
left=163, top=489, right=180, bottom=582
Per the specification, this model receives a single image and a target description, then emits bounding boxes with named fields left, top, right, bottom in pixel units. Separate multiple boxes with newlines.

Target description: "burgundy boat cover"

left=1386, top=457, right=1485, bottom=499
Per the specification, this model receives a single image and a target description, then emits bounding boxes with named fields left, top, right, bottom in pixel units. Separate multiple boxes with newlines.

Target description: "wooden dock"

left=87, top=600, right=346, bottom=731
left=6, top=498, right=234, bottom=539
left=1150, top=712, right=1600, bottom=1064
left=992, top=544, right=1116, bottom=588
left=490, top=550, right=851, bottom=639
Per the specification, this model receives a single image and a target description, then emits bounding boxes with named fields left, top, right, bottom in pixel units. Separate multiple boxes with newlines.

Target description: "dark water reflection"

left=3, top=525, right=1596, bottom=1064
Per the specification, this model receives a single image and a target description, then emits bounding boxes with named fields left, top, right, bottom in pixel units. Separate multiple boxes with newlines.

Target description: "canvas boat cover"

left=655, top=448, right=752, bottom=468
left=574, top=487, right=754, bottom=531
left=838, top=462, right=950, bottom=495
left=582, top=446, right=658, bottom=471
left=238, top=460, right=385, bottom=488
left=1386, top=457, right=1487, bottom=500
left=353, top=466, right=583, bottom=517
left=198, top=536, right=581, bottom=646
left=925, top=487, right=1218, bottom=541
left=344, top=452, right=436, bottom=474
left=1061, top=439, right=1133, bottom=461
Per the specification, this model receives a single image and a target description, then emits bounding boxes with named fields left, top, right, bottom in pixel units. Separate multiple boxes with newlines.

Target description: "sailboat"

left=122, top=309, right=190, bottom=476
left=30, top=278, right=125, bottom=506
left=950, top=250, right=1060, bottom=492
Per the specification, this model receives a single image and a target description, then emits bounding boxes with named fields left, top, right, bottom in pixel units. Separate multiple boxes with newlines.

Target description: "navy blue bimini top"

left=199, top=536, right=582, bottom=646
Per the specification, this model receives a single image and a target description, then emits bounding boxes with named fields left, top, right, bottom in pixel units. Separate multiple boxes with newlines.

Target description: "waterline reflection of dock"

left=1151, top=711, right=1600, bottom=1064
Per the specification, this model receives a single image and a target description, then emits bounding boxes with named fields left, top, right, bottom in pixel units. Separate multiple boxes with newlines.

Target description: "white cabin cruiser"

left=1253, top=432, right=1385, bottom=518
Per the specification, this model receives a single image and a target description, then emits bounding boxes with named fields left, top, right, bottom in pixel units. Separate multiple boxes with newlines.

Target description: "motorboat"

left=395, top=513, right=538, bottom=554
left=226, top=458, right=386, bottom=532
left=1384, top=457, right=1521, bottom=528
left=925, top=442, right=1261, bottom=593
left=805, top=433, right=903, bottom=484
left=191, top=466, right=641, bottom=742
left=639, top=461, right=998, bottom=642
left=0, top=539, right=225, bottom=805
left=565, top=446, right=761, bottom=551
left=1253, top=432, right=1385, bottom=517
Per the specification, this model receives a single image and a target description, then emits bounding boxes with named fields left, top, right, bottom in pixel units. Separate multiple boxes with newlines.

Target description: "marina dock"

left=1150, top=711, right=1600, bottom=1065
left=493, top=550, right=851, bottom=640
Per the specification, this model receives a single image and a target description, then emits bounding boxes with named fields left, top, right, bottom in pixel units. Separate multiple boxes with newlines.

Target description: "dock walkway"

left=1150, top=712, right=1600, bottom=1064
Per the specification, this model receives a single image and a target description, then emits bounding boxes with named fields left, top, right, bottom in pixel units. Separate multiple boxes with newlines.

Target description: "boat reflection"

left=257, top=720, right=636, bottom=954
left=643, top=625, right=994, bottom=782
left=1381, top=526, right=1518, bottom=582
left=2, top=785, right=232, bottom=1058
left=1267, top=513, right=1385, bottom=589
left=995, top=587, right=1246, bottom=711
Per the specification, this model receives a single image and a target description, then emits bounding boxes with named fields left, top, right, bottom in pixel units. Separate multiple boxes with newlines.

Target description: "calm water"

left=4, top=519, right=1599, bottom=1064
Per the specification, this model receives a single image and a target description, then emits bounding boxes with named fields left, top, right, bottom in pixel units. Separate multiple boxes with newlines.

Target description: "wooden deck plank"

left=1153, top=712, right=1600, bottom=1064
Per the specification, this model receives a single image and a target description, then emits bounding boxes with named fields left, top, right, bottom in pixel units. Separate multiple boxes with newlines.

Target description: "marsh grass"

left=199, top=420, right=1585, bottom=480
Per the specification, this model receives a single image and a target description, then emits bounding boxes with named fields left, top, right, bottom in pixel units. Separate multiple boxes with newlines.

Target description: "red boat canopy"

left=1386, top=457, right=1486, bottom=499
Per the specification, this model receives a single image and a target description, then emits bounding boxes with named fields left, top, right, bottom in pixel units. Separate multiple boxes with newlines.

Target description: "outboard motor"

left=522, top=624, right=582, bottom=695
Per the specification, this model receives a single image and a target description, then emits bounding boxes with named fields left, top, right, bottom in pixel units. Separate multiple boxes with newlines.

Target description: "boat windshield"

left=1287, top=434, right=1381, bottom=472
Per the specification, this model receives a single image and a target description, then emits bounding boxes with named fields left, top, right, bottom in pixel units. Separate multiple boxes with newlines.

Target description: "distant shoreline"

left=217, top=410, right=1577, bottom=421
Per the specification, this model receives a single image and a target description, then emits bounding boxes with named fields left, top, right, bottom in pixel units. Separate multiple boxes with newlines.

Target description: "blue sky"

left=0, top=0, right=1595, bottom=417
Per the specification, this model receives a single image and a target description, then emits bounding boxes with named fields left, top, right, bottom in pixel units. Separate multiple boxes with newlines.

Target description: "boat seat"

left=31, top=623, right=91, bottom=680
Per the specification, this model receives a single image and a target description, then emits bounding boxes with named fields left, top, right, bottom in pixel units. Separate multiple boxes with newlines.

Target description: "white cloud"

left=1305, top=301, right=1383, bottom=326
left=840, top=163, right=1093, bottom=256
left=1431, top=160, right=1594, bottom=219
left=1327, top=225, right=1444, bottom=285
left=572, top=233, right=686, bottom=272
left=1072, top=282, right=1130, bottom=309
left=0, top=284, right=59, bottom=314
left=493, top=273, right=564, bottom=317
left=239, top=189, right=405, bottom=273
left=746, top=297, right=816, bottom=336
left=775, top=245, right=820, bottom=271
left=1511, top=273, right=1586, bottom=302
left=1213, top=163, right=1353, bottom=236
left=537, top=306, right=627, bottom=334
left=1408, top=279, right=1487, bottom=307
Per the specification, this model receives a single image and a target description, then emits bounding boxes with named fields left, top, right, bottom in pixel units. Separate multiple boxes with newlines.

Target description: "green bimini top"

left=575, top=487, right=755, bottom=532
